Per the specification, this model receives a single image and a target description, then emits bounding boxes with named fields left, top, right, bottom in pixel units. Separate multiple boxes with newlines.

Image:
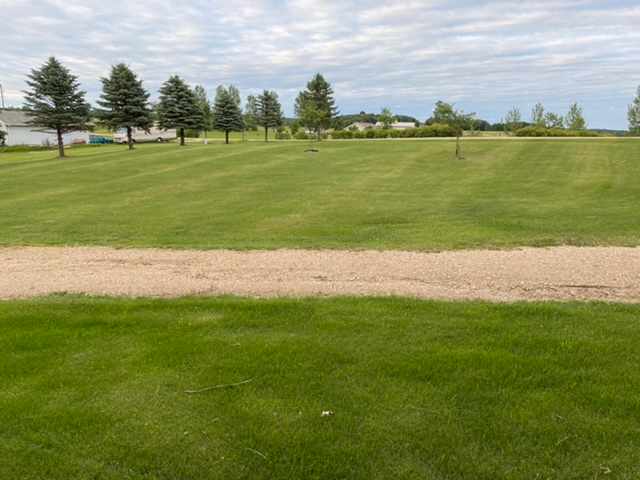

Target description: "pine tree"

left=193, top=85, right=212, bottom=138
left=294, top=73, right=338, bottom=140
left=97, top=64, right=153, bottom=150
left=629, top=86, right=640, bottom=135
left=23, top=57, right=90, bottom=158
left=156, top=76, right=203, bottom=146
left=565, top=102, right=587, bottom=130
left=213, top=85, right=244, bottom=144
left=257, top=90, right=283, bottom=142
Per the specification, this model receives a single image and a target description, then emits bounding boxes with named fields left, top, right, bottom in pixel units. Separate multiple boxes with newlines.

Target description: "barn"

left=0, top=110, right=90, bottom=146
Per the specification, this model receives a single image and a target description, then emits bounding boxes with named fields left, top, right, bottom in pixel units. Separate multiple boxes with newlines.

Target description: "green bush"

left=329, top=124, right=458, bottom=140
left=294, top=131, right=310, bottom=140
left=275, top=130, right=291, bottom=140
left=515, top=127, right=600, bottom=137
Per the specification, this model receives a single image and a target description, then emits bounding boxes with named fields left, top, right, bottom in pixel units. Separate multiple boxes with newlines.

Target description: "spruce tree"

left=257, top=90, right=283, bottom=142
left=97, top=64, right=153, bottom=150
left=294, top=73, right=338, bottom=140
left=629, top=86, right=640, bottom=135
left=156, top=76, right=203, bottom=146
left=23, top=57, right=90, bottom=158
left=213, top=85, right=244, bottom=144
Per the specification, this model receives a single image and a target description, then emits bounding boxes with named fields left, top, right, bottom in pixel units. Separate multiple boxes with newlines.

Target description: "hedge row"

left=515, top=127, right=600, bottom=137
left=331, top=124, right=458, bottom=139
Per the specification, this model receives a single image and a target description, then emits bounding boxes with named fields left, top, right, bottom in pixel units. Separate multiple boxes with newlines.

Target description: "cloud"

left=0, top=0, right=638, bottom=128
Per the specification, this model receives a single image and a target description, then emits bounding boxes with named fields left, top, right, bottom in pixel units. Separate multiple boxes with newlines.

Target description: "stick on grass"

left=184, top=378, right=253, bottom=394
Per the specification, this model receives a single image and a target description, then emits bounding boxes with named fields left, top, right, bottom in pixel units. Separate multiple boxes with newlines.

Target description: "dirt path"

left=1, top=246, right=639, bottom=302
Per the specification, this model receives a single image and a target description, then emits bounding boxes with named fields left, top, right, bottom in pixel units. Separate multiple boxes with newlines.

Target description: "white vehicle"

left=113, top=127, right=176, bottom=144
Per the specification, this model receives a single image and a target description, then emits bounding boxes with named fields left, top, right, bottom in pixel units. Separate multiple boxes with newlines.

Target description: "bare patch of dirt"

left=1, top=246, right=639, bottom=302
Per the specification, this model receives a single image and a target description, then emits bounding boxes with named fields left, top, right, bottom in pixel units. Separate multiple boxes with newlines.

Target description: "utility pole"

left=0, top=83, right=5, bottom=109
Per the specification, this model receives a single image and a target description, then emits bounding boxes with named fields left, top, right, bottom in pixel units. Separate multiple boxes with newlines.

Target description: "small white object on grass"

left=321, top=410, right=334, bottom=417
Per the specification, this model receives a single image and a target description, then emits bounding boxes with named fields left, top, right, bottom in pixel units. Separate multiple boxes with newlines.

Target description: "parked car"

left=113, top=127, right=176, bottom=144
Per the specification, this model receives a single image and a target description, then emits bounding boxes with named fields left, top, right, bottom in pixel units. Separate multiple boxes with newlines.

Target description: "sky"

left=0, top=0, right=639, bottom=129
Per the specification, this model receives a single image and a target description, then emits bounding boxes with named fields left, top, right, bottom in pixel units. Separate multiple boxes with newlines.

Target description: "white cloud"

left=0, top=0, right=638, bottom=128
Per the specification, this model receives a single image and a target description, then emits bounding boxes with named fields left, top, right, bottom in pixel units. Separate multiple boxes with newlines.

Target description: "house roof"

left=0, top=110, right=32, bottom=127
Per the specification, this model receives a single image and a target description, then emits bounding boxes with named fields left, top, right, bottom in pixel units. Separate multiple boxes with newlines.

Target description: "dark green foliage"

left=515, top=126, right=600, bottom=137
left=22, top=57, right=90, bottom=158
left=213, top=85, right=245, bottom=144
left=97, top=64, right=153, bottom=150
left=156, top=76, right=204, bottom=146
left=331, top=124, right=457, bottom=139
left=295, top=73, right=338, bottom=139
left=193, top=85, right=213, bottom=134
left=256, top=90, right=283, bottom=141
left=0, top=128, right=6, bottom=146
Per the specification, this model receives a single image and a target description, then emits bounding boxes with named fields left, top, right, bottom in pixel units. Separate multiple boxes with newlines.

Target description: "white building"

left=374, top=121, right=416, bottom=130
left=345, top=122, right=375, bottom=131
left=0, top=110, right=91, bottom=146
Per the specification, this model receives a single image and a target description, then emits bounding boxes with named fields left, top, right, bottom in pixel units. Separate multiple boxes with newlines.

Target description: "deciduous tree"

left=156, top=76, right=203, bottom=146
left=378, top=107, right=395, bottom=129
left=194, top=85, right=212, bottom=138
left=531, top=102, right=545, bottom=126
left=503, top=106, right=522, bottom=134
left=23, top=57, right=90, bottom=158
left=98, top=64, right=153, bottom=150
left=628, top=86, right=640, bottom=134
left=564, top=102, right=586, bottom=130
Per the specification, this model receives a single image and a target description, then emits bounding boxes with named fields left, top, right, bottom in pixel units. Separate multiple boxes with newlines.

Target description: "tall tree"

left=257, top=90, right=283, bottom=142
left=244, top=95, right=259, bottom=131
left=503, top=106, right=522, bottom=134
left=628, top=86, right=640, bottom=135
left=97, top=64, right=153, bottom=150
left=23, top=57, right=90, bottom=158
left=431, top=101, right=456, bottom=125
left=544, top=112, right=564, bottom=129
left=213, top=85, right=244, bottom=144
left=565, top=102, right=586, bottom=130
left=193, top=85, right=212, bottom=138
left=156, top=75, right=203, bottom=146
left=531, top=102, right=545, bottom=126
left=295, top=73, right=338, bottom=140
left=378, top=107, right=396, bottom=129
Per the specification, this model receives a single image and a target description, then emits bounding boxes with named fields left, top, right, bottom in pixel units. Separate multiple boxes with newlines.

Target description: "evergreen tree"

left=628, top=86, right=640, bottom=135
left=213, top=85, right=244, bottom=144
left=97, top=64, right=153, bottom=150
left=156, top=75, right=203, bottom=146
left=257, top=90, right=283, bottom=142
left=295, top=73, right=338, bottom=140
left=193, top=85, right=213, bottom=138
left=564, top=102, right=587, bottom=130
left=23, top=57, right=90, bottom=158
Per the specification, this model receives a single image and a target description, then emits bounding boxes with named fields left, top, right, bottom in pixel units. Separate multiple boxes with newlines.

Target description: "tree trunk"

left=180, top=128, right=185, bottom=146
left=455, top=134, right=462, bottom=159
left=56, top=128, right=65, bottom=158
left=127, top=126, right=134, bottom=150
left=264, top=126, right=268, bottom=142
left=225, top=130, right=229, bottom=144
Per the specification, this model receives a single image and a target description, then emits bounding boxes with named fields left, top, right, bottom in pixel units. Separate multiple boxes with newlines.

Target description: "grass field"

left=1, top=139, right=639, bottom=250
left=1, top=296, right=639, bottom=479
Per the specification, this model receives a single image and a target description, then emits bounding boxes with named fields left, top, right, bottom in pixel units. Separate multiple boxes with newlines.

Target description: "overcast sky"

left=1, top=0, right=639, bottom=128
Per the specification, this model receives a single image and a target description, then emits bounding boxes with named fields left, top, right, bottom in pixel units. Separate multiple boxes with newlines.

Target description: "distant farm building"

left=0, top=110, right=90, bottom=146
left=375, top=121, right=416, bottom=130
left=346, top=122, right=376, bottom=131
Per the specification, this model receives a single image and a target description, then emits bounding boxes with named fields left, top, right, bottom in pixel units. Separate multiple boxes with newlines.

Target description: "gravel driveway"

left=1, top=246, right=639, bottom=302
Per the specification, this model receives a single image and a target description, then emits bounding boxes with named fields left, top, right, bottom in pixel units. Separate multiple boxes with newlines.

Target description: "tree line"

left=13, top=57, right=640, bottom=157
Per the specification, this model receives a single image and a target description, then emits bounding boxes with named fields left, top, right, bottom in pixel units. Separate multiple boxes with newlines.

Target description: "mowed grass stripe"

left=1, top=296, right=639, bottom=479
left=2, top=139, right=639, bottom=249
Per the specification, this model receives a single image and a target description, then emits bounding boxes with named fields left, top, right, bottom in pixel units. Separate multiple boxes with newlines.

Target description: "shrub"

left=294, top=131, right=310, bottom=140
left=275, top=130, right=291, bottom=140
left=515, top=127, right=600, bottom=137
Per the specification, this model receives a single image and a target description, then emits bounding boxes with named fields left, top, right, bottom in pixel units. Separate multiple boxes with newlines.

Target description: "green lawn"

left=1, top=296, right=638, bottom=479
left=1, top=139, right=639, bottom=250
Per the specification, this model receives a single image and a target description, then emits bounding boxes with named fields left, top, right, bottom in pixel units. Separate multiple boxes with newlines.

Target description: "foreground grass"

left=1, top=296, right=639, bottom=479
left=1, top=139, right=639, bottom=250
